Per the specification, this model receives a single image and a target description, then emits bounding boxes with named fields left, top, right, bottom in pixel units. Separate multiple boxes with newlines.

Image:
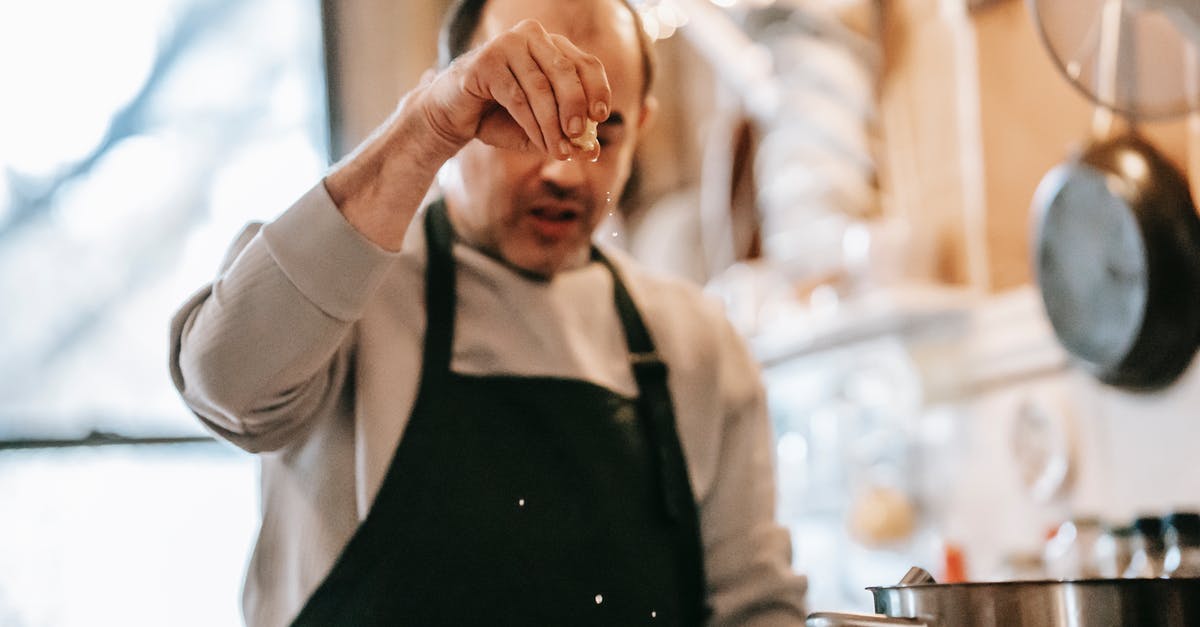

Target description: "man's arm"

left=169, top=19, right=612, bottom=451
left=702, top=316, right=808, bottom=625
left=168, top=187, right=393, bottom=453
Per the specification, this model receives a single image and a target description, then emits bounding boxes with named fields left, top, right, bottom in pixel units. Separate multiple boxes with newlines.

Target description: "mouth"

left=526, top=205, right=585, bottom=240
left=529, top=206, right=582, bottom=222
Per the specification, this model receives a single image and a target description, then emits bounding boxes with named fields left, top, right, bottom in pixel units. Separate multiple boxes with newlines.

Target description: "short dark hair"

left=437, top=0, right=656, bottom=98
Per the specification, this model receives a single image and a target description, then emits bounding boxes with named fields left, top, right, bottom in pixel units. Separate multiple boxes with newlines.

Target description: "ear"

left=637, top=94, right=659, bottom=134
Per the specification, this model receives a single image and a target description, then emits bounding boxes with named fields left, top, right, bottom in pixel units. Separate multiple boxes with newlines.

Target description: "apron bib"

left=290, top=201, right=708, bottom=626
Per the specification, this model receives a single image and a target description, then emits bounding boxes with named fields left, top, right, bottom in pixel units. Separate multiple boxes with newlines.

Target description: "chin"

left=502, top=243, right=588, bottom=278
left=507, top=253, right=568, bottom=278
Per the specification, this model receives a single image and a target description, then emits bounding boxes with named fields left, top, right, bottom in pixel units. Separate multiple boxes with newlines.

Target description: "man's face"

left=442, top=0, right=651, bottom=277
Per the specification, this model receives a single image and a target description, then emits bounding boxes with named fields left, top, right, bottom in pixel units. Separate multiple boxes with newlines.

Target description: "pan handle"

left=806, top=612, right=931, bottom=627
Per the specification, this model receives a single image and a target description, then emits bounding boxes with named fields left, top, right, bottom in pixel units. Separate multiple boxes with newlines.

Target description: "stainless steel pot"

left=807, top=567, right=1200, bottom=627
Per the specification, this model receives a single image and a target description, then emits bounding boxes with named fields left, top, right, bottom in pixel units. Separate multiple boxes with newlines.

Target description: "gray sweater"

left=169, top=182, right=807, bottom=626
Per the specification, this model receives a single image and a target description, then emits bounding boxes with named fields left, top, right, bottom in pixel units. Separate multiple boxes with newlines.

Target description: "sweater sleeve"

left=702, top=312, right=808, bottom=626
left=168, top=181, right=403, bottom=452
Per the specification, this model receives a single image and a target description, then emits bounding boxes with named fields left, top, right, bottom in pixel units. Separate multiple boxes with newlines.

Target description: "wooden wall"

left=324, top=0, right=449, bottom=159
left=881, top=0, right=1195, bottom=292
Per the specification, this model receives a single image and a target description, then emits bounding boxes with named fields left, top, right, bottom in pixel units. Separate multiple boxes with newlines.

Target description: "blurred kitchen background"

left=4, top=0, right=1200, bottom=624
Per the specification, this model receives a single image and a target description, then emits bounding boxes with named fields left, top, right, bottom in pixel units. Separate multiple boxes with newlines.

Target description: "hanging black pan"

left=1033, top=132, right=1200, bottom=389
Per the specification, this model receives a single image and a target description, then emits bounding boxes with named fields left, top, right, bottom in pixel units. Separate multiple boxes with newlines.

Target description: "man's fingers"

left=453, top=19, right=614, bottom=157
left=549, top=34, right=611, bottom=123
left=527, top=33, right=590, bottom=144
left=505, top=44, right=572, bottom=158
left=483, top=63, right=548, bottom=153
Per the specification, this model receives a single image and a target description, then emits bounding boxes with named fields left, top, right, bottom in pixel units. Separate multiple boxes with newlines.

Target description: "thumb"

left=478, top=110, right=539, bottom=154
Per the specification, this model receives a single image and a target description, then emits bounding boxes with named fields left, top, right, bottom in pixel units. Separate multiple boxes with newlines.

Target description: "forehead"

left=476, top=0, right=644, bottom=108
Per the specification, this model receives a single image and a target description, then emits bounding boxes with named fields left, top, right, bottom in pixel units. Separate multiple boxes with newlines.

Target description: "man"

left=169, top=0, right=807, bottom=624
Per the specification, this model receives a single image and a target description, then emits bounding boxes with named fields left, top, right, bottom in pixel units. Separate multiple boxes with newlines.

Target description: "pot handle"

left=806, top=612, right=930, bottom=627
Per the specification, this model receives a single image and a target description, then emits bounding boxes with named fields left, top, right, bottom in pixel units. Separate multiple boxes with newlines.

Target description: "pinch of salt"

left=570, top=118, right=598, bottom=151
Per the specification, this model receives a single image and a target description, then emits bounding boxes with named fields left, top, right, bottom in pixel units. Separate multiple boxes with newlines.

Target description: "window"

left=0, top=1, right=329, bottom=624
left=0, top=0, right=330, bottom=441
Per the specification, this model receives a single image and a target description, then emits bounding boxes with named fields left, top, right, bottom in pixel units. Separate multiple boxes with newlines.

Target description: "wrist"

left=407, top=83, right=472, bottom=162
left=323, top=86, right=463, bottom=251
left=327, top=87, right=460, bottom=203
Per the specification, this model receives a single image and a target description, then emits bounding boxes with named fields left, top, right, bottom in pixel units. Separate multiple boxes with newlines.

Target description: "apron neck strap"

left=422, top=199, right=457, bottom=380
left=590, top=248, right=659, bottom=365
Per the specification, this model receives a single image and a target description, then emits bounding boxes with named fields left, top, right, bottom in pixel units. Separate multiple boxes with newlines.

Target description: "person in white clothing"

left=169, top=0, right=807, bottom=624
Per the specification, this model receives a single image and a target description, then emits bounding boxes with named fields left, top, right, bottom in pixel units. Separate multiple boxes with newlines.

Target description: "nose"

left=538, top=154, right=588, bottom=191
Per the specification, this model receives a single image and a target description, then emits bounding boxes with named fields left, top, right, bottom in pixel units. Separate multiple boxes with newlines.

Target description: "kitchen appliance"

left=806, top=566, right=1200, bottom=626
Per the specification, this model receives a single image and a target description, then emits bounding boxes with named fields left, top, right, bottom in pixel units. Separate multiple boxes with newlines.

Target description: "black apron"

left=290, top=201, right=709, bottom=626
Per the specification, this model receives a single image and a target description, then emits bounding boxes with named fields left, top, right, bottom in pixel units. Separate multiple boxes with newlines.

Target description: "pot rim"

left=868, top=577, right=1200, bottom=591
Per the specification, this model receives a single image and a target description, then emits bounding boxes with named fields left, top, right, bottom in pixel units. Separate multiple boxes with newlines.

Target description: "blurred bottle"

left=941, top=541, right=967, bottom=583
left=1044, top=517, right=1104, bottom=579
left=1163, top=512, right=1200, bottom=578
left=1123, top=516, right=1167, bottom=578
left=1092, top=523, right=1135, bottom=578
